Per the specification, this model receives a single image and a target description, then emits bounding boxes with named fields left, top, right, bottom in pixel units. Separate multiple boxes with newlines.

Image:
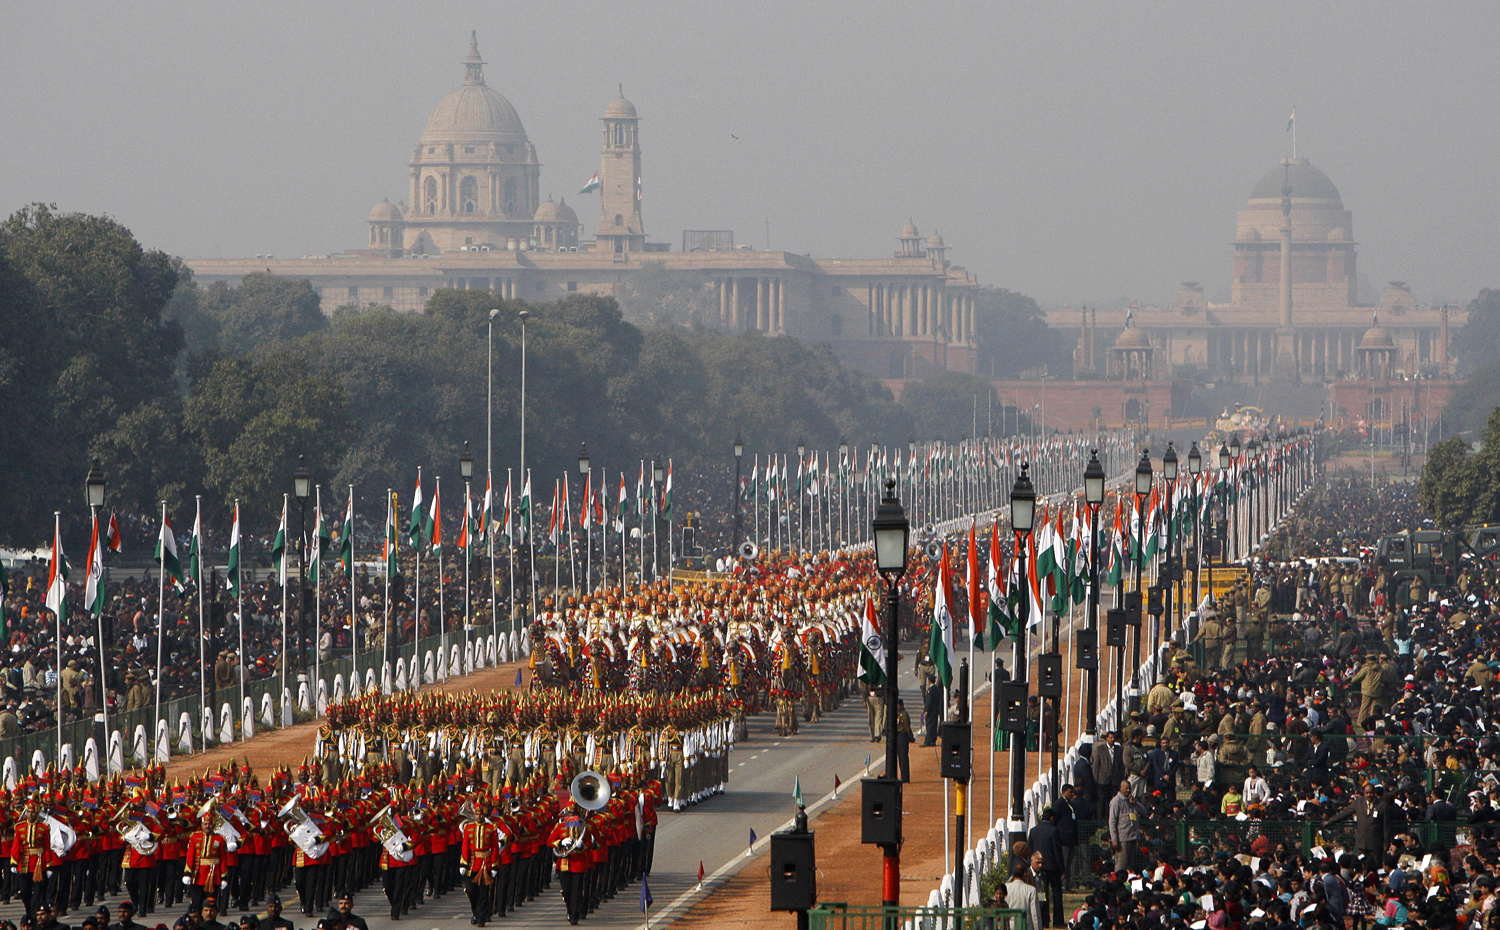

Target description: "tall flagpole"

left=154, top=501, right=167, bottom=752
left=235, top=500, right=245, bottom=723
left=314, top=484, right=323, bottom=699
left=413, top=471, right=422, bottom=690
left=506, top=470, right=516, bottom=642
left=382, top=489, right=392, bottom=694
left=349, top=485, right=357, bottom=699
left=435, top=474, right=445, bottom=683
left=54, top=512, right=63, bottom=767
left=195, top=495, right=206, bottom=740
left=527, top=469, right=537, bottom=622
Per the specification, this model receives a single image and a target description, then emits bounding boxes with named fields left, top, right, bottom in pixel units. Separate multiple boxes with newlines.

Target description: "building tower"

left=596, top=89, right=645, bottom=254
left=1272, top=163, right=1299, bottom=380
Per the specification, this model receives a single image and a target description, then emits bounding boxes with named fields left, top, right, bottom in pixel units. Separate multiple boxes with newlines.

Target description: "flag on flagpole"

left=270, top=498, right=288, bottom=587
left=581, top=472, right=593, bottom=530
left=308, top=498, right=327, bottom=584
left=548, top=480, right=561, bottom=546
left=428, top=479, right=443, bottom=558
left=615, top=474, right=627, bottom=533
left=105, top=512, right=122, bottom=552
left=663, top=462, right=673, bottom=520
left=458, top=483, right=472, bottom=561
left=579, top=171, right=601, bottom=194
left=928, top=541, right=956, bottom=690
left=84, top=514, right=104, bottom=619
left=188, top=505, right=204, bottom=588
left=986, top=521, right=1011, bottom=644
left=158, top=510, right=186, bottom=591
left=341, top=493, right=355, bottom=575
left=45, top=522, right=68, bottom=624
left=227, top=502, right=242, bottom=597
left=1287, top=107, right=1295, bottom=132
left=408, top=470, right=426, bottom=550
left=966, top=521, right=983, bottom=649
left=503, top=473, right=514, bottom=544
left=792, top=775, right=803, bottom=808
left=857, top=595, right=886, bottom=685
left=519, top=471, right=532, bottom=542
left=481, top=475, right=493, bottom=548
left=639, top=876, right=653, bottom=912
left=384, top=491, right=399, bottom=581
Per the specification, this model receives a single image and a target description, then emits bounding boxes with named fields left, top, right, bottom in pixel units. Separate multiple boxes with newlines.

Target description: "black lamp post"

left=1007, top=464, right=1036, bottom=850
left=1083, top=451, right=1104, bottom=742
left=1130, top=450, right=1152, bottom=709
left=838, top=437, right=849, bottom=546
left=1217, top=443, right=1231, bottom=569
left=1228, top=435, right=1241, bottom=561
left=732, top=433, right=744, bottom=554
left=85, top=458, right=109, bottom=756
left=652, top=459, right=665, bottom=580
left=1161, top=442, right=1178, bottom=644
left=1187, top=442, right=1202, bottom=630
left=871, top=478, right=909, bottom=910
left=460, top=442, right=474, bottom=658
left=293, top=455, right=312, bottom=674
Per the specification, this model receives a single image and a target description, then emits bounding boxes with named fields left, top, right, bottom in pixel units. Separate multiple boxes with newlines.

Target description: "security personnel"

left=10, top=799, right=52, bottom=921
left=184, top=808, right=231, bottom=910
left=458, top=802, right=501, bottom=926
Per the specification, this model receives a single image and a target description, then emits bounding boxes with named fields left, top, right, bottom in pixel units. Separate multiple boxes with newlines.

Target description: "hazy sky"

left=4, top=2, right=1496, bottom=309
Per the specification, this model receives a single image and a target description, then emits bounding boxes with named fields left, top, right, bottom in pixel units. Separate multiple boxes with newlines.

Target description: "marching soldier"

left=10, top=799, right=52, bottom=921
left=184, top=807, right=231, bottom=910
left=458, top=800, right=501, bottom=926
left=547, top=804, right=593, bottom=926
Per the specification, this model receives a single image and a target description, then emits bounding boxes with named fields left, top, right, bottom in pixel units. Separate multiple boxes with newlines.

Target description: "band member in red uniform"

left=546, top=804, right=592, bottom=926
left=184, top=808, right=230, bottom=910
left=10, top=800, right=54, bottom=921
left=458, top=800, right=502, bottom=926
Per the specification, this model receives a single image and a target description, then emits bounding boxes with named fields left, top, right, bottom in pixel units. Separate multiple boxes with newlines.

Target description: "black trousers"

left=558, top=871, right=586, bottom=924
left=897, top=735, right=912, bottom=782
left=465, top=875, right=494, bottom=923
left=15, top=873, right=41, bottom=921
left=125, top=867, right=154, bottom=914
left=1039, top=869, right=1064, bottom=927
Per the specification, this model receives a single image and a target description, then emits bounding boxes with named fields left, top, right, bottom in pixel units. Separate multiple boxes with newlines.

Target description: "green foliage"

left=616, top=262, right=717, bottom=328
left=1433, top=359, right=1500, bottom=438
left=201, top=272, right=327, bottom=354
left=973, top=287, right=1070, bottom=378
left=0, top=204, right=183, bottom=542
left=1454, top=289, right=1500, bottom=375
left=897, top=371, right=996, bottom=442
left=1418, top=408, right=1500, bottom=530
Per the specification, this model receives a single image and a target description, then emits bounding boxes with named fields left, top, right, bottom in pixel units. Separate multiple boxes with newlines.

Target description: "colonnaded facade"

left=186, top=34, right=980, bottom=381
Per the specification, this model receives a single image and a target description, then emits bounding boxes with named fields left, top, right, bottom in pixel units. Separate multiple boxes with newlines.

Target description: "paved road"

left=0, top=662, right=918, bottom=930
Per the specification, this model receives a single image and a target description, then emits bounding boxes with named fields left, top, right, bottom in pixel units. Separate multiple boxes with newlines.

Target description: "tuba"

left=371, top=805, right=413, bottom=863
left=550, top=814, right=588, bottom=858
left=570, top=770, right=610, bottom=812
left=114, top=808, right=159, bottom=857
left=277, top=797, right=327, bottom=858
left=739, top=541, right=758, bottom=561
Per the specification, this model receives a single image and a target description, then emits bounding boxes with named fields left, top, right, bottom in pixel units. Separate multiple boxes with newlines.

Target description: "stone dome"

left=1360, top=316, right=1395, bottom=349
left=926, top=232, right=945, bottom=249
left=533, top=197, right=562, bottom=222
left=901, top=219, right=919, bottom=238
left=603, top=93, right=638, bottom=119
left=1249, top=158, right=1342, bottom=204
left=553, top=197, right=579, bottom=224
left=1114, top=319, right=1152, bottom=349
left=369, top=198, right=403, bottom=222
left=420, top=35, right=528, bottom=147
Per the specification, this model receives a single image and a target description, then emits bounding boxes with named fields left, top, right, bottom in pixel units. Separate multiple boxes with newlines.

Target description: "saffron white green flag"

left=857, top=595, right=886, bottom=686
left=519, top=471, right=532, bottom=542
left=226, top=502, right=242, bottom=598
left=85, top=515, right=105, bottom=619
left=579, top=171, right=600, bottom=194
left=408, top=469, right=426, bottom=551
left=157, top=510, right=186, bottom=592
left=928, top=541, right=957, bottom=690
left=271, top=497, right=288, bottom=587
left=46, top=523, right=68, bottom=624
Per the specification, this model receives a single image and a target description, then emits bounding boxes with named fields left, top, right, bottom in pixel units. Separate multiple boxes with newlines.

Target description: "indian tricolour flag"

left=270, top=497, right=288, bottom=587
left=46, top=521, right=69, bottom=624
left=226, top=502, right=242, bottom=598
left=986, top=521, right=1011, bottom=644
left=85, top=513, right=104, bottom=619
left=157, top=509, right=186, bottom=592
left=928, top=541, right=957, bottom=691
left=579, top=171, right=601, bottom=194
left=857, top=595, right=885, bottom=686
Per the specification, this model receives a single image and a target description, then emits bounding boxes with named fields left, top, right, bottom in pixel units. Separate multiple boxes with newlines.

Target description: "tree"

left=0, top=204, right=183, bottom=543
left=1454, top=289, right=1500, bottom=376
left=616, top=262, right=717, bottom=329
left=972, top=287, right=1070, bottom=378
left=205, top=271, right=327, bottom=354
left=897, top=371, right=996, bottom=442
left=1418, top=437, right=1480, bottom=530
left=1433, top=359, right=1500, bottom=439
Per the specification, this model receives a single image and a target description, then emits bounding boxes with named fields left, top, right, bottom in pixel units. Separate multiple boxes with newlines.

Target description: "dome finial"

left=464, top=32, right=485, bottom=85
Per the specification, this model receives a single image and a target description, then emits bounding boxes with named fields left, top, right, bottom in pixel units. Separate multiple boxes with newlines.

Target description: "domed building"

left=1232, top=158, right=1356, bottom=311
left=374, top=32, right=543, bottom=255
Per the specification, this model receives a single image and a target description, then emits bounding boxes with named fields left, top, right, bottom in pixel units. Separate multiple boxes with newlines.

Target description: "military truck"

left=1373, top=526, right=1500, bottom=605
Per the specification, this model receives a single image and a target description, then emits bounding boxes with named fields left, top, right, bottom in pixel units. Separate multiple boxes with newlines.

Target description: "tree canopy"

left=972, top=286, right=1070, bottom=378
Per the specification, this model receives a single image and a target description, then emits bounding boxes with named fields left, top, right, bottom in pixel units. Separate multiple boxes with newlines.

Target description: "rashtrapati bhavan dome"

left=188, top=34, right=980, bottom=381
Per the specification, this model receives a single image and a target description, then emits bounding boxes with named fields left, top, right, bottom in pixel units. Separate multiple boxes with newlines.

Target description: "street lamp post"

left=733, top=433, right=744, bottom=555
left=1083, top=452, right=1104, bottom=741
left=1217, top=443, right=1231, bottom=569
left=1187, top=442, right=1203, bottom=633
left=85, top=459, right=108, bottom=764
left=1007, top=464, right=1036, bottom=851
left=460, top=442, right=474, bottom=669
left=1130, top=451, right=1152, bottom=711
left=1229, top=435, right=1241, bottom=561
left=293, top=456, right=312, bottom=684
left=578, top=443, right=591, bottom=591
left=519, top=308, right=531, bottom=620
left=1161, top=443, right=1178, bottom=645
left=871, top=479, right=909, bottom=910
left=652, top=460, right=665, bottom=581
left=487, top=309, right=499, bottom=642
